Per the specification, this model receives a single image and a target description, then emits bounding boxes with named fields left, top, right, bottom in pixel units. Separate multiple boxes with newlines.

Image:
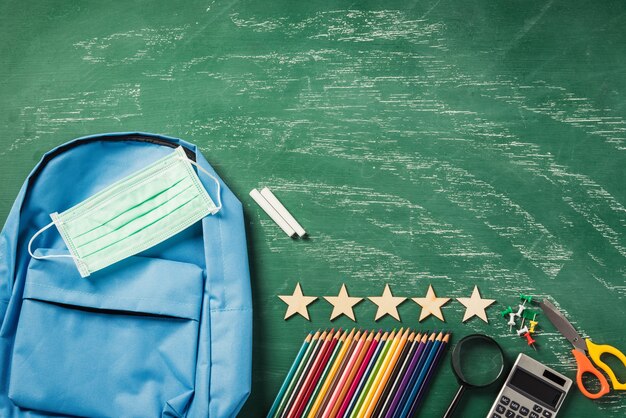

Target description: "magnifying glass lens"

left=454, top=336, right=504, bottom=387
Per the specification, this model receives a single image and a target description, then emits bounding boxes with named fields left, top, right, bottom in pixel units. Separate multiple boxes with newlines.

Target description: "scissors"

left=539, top=299, right=626, bottom=399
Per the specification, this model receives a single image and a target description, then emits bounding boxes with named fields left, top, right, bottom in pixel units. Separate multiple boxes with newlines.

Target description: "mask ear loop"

left=180, top=157, right=223, bottom=213
left=28, top=221, right=77, bottom=260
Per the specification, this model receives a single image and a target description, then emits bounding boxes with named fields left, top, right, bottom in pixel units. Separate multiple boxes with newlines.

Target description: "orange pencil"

left=306, top=329, right=354, bottom=417
left=359, top=328, right=410, bottom=418
left=324, top=331, right=373, bottom=418
left=316, top=330, right=361, bottom=416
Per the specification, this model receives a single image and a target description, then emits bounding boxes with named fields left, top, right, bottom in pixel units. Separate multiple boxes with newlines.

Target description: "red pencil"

left=324, top=331, right=372, bottom=418
left=335, top=331, right=382, bottom=418
left=286, top=330, right=342, bottom=418
left=315, top=329, right=359, bottom=415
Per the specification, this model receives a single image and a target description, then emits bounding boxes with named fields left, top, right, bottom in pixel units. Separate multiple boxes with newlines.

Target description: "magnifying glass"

left=442, top=334, right=505, bottom=418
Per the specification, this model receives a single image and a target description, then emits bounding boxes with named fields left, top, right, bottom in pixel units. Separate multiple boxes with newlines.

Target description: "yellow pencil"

left=317, top=330, right=361, bottom=416
left=323, top=331, right=371, bottom=418
left=358, top=328, right=410, bottom=418
left=306, top=329, right=355, bottom=418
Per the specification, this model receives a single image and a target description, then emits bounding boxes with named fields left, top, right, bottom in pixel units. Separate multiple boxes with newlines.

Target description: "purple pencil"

left=385, top=333, right=429, bottom=418
left=406, top=333, right=450, bottom=417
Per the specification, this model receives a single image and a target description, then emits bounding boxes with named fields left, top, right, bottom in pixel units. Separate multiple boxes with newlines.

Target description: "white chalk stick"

left=249, top=189, right=296, bottom=237
left=260, top=187, right=307, bottom=237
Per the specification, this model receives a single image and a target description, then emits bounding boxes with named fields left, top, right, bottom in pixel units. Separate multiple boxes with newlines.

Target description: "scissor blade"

left=539, top=299, right=587, bottom=352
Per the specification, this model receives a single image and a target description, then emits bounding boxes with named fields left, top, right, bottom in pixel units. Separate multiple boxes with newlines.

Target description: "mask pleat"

left=48, top=147, right=218, bottom=277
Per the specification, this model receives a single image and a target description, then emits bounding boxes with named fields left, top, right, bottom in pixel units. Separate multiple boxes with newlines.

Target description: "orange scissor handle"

left=572, top=349, right=610, bottom=399
left=586, top=339, right=626, bottom=391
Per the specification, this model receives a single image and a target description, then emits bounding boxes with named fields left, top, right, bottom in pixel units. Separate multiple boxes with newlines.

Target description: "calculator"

left=486, top=353, right=572, bottom=418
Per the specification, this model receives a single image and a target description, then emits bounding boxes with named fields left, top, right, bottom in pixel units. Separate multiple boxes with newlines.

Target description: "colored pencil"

left=389, top=332, right=434, bottom=418
left=270, top=329, right=450, bottom=418
left=288, top=330, right=340, bottom=418
left=280, top=330, right=328, bottom=418
left=397, top=332, right=443, bottom=418
left=385, top=333, right=428, bottom=418
left=272, top=330, right=322, bottom=418
left=306, top=329, right=355, bottom=417
left=342, top=331, right=388, bottom=418
left=302, top=331, right=346, bottom=417
left=375, top=332, right=420, bottom=417
left=268, top=332, right=314, bottom=417
left=359, top=328, right=410, bottom=418
left=406, top=333, right=450, bottom=417
left=336, top=331, right=382, bottom=418
left=317, top=330, right=361, bottom=416
left=324, top=331, right=372, bottom=418
left=348, top=330, right=396, bottom=418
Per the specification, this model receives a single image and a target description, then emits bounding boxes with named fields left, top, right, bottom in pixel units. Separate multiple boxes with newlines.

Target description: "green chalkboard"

left=1, top=0, right=625, bottom=417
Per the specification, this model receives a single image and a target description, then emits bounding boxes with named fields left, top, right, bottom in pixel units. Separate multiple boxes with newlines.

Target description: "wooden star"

left=324, top=284, right=363, bottom=321
left=278, top=283, right=317, bottom=320
left=368, top=284, right=407, bottom=321
left=456, top=286, right=496, bottom=323
left=412, top=284, right=450, bottom=322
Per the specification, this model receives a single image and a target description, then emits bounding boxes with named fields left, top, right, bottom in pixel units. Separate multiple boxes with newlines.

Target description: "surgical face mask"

left=28, top=146, right=221, bottom=277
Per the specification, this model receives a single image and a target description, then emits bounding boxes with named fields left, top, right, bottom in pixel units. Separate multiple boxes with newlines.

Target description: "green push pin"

left=520, top=294, right=533, bottom=304
left=522, top=309, right=538, bottom=320
left=519, top=295, right=533, bottom=327
left=500, top=306, right=514, bottom=318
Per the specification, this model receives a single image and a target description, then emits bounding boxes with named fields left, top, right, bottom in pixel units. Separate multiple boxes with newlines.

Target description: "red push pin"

left=523, top=332, right=536, bottom=347
left=517, top=326, right=536, bottom=350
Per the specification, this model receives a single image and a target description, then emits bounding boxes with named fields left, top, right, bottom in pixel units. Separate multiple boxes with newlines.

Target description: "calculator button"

left=542, top=412, right=552, bottom=418
left=496, top=405, right=506, bottom=414
left=519, top=406, right=529, bottom=416
left=517, top=416, right=524, bottom=418
left=529, top=413, right=539, bottom=418
left=505, top=411, right=516, bottom=418
left=500, top=396, right=511, bottom=405
left=533, top=405, right=543, bottom=413
left=491, top=414, right=501, bottom=418
left=510, top=401, right=520, bottom=411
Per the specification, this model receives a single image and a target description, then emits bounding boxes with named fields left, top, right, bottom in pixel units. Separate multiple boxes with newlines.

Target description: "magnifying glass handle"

left=442, top=384, right=466, bottom=418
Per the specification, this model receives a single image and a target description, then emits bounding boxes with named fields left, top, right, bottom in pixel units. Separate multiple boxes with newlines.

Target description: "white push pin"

left=515, top=304, right=525, bottom=318
left=517, top=326, right=529, bottom=336
left=508, top=313, right=516, bottom=331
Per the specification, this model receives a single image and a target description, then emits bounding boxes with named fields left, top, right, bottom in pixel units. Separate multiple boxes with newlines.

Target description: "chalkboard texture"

left=1, top=0, right=624, bottom=417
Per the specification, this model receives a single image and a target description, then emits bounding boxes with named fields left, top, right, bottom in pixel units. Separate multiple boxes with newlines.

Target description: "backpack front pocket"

left=9, top=251, right=203, bottom=418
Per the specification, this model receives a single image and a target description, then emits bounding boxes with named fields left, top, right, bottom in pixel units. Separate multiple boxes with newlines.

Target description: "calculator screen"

left=509, top=368, right=562, bottom=408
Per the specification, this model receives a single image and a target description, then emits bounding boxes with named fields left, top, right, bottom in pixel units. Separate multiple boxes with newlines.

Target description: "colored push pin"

left=517, top=326, right=536, bottom=350
left=528, top=313, right=538, bottom=334
left=524, top=332, right=536, bottom=349
left=515, top=304, right=526, bottom=318
left=500, top=306, right=514, bottom=318
left=507, top=313, right=516, bottom=331
left=520, top=294, right=533, bottom=306
left=519, top=294, right=532, bottom=326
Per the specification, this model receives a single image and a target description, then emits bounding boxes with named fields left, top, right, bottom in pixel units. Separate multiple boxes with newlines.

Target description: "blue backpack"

left=0, top=133, right=252, bottom=417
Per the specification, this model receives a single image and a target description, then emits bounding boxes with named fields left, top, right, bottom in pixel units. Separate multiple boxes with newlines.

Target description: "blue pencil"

left=406, top=333, right=449, bottom=417
left=397, top=332, right=443, bottom=418
left=272, top=330, right=323, bottom=418
left=267, top=332, right=314, bottom=417
left=391, top=332, right=436, bottom=418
